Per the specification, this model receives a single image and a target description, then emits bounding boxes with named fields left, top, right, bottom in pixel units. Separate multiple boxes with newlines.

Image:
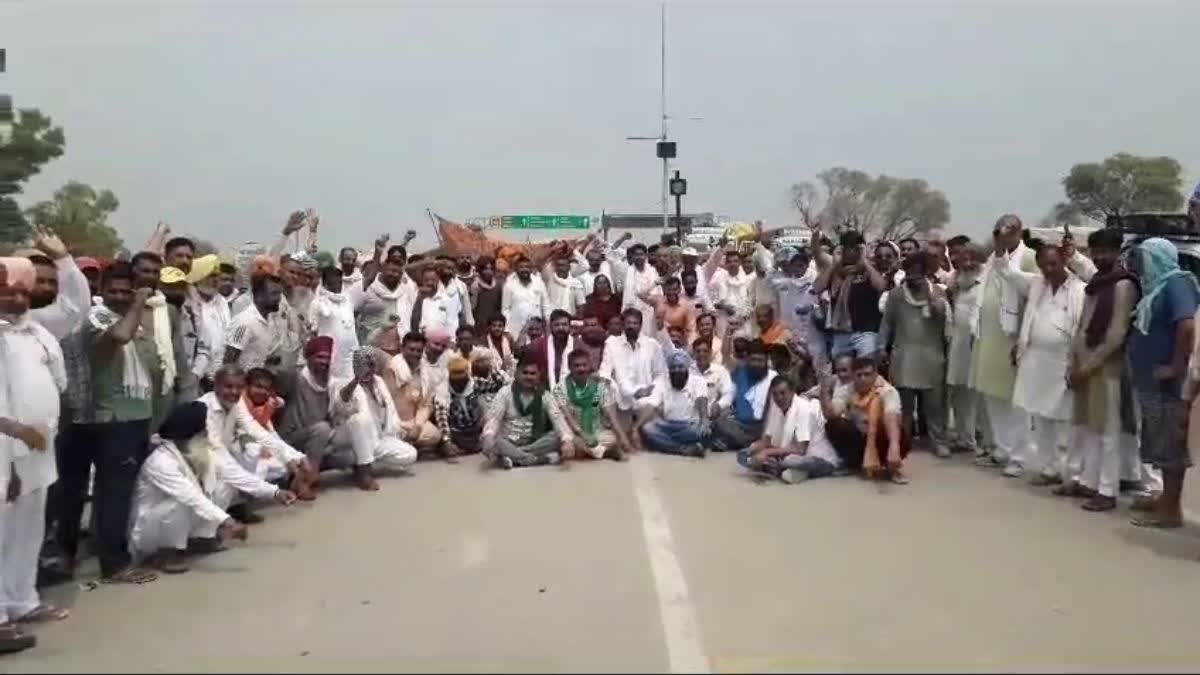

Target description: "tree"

left=1061, top=153, right=1184, bottom=222
left=25, top=181, right=124, bottom=257
left=788, top=167, right=950, bottom=240
left=0, top=108, right=67, bottom=245
left=1037, top=202, right=1085, bottom=229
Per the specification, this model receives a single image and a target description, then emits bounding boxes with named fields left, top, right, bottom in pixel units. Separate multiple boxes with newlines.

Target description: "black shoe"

left=227, top=504, right=264, bottom=525
left=36, top=562, right=75, bottom=588
left=0, top=625, right=36, bottom=654
left=186, top=537, right=227, bottom=555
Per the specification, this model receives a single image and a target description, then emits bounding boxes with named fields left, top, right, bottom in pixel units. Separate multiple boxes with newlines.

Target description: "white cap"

left=681, top=247, right=699, bottom=257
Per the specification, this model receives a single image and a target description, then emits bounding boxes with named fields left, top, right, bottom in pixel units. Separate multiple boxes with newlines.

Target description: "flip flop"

left=0, top=624, right=36, bottom=654
left=101, top=566, right=158, bottom=585
left=17, top=603, right=70, bottom=624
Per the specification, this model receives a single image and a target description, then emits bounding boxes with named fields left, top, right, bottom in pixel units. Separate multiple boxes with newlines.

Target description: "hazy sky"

left=3, top=1, right=1198, bottom=250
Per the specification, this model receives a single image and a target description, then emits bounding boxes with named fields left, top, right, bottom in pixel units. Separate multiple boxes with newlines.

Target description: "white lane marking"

left=629, top=454, right=710, bottom=674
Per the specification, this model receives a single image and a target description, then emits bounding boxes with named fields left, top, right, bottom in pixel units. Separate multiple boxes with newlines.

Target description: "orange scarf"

left=244, top=394, right=283, bottom=432
left=760, top=321, right=788, bottom=345
left=850, top=376, right=887, bottom=477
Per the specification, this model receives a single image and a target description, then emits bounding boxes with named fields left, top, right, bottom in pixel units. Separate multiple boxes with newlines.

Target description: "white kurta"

left=709, top=268, right=755, bottom=338
left=500, top=276, right=548, bottom=342
left=201, top=293, right=232, bottom=377
left=199, top=392, right=305, bottom=480
left=544, top=271, right=585, bottom=316
left=129, top=443, right=230, bottom=557
left=1012, top=276, right=1086, bottom=420
left=30, top=256, right=91, bottom=340
left=330, top=375, right=418, bottom=470
left=621, top=263, right=661, bottom=337
left=598, top=335, right=665, bottom=411
left=309, top=289, right=359, bottom=380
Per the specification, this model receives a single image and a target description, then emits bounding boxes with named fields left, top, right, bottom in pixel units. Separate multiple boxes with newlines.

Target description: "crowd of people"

left=3, top=190, right=1200, bottom=654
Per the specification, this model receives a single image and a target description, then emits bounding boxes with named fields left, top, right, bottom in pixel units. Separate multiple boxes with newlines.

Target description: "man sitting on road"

left=633, top=351, right=710, bottom=458
left=553, top=349, right=633, bottom=461
left=329, top=347, right=419, bottom=491
left=708, top=339, right=775, bottom=452
left=481, top=358, right=570, bottom=469
left=818, top=356, right=911, bottom=484
left=737, top=376, right=842, bottom=484
left=432, top=356, right=488, bottom=459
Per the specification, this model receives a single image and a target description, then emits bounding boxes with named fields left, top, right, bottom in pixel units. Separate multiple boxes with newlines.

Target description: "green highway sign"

left=499, top=215, right=591, bottom=230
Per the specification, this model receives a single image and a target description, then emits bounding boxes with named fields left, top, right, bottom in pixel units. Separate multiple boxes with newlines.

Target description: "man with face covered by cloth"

left=632, top=350, right=711, bottom=457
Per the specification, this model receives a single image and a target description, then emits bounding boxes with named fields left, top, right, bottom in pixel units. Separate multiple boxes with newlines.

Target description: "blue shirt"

left=1128, top=275, right=1200, bottom=396
left=730, top=364, right=767, bottom=424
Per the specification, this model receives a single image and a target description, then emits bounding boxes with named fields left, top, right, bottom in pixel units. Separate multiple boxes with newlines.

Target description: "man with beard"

left=599, top=308, right=665, bottom=429
left=225, top=270, right=291, bottom=372
left=433, top=356, right=487, bottom=459
left=470, top=256, right=504, bottom=330
left=709, top=338, right=776, bottom=452
left=354, top=237, right=415, bottom=343
left=23, top=226, right=91, bottom=341
left=543, top=251, right=584, bottom=317
left=311, top=265, right=359, bottom=381
left=216, top=262, right=240, bottom=307
left=331, top=349, right=419, bottom=490
left=767, top=247, right=827, bottom=376
left=500, top=255, right=548, bottom=343
left=878, top=252, right=952, bottom=457
left=946, top=243, right=992, bottom=458
left=188, top=255, right=229, bottom=389
left=482, top=359, right=571, bottom=469
left=693, top=339, right=733, bottom=418
left=969, top=215, right=1038, bottom=473
left=572, top=235, right=615, bottom=297
left=528, top=309, right=575, bottom=389
left=554, top=349, right=632, bottom=461
left=1065, top=228, right=1139, bottom=511
left=339, top=246, right=362, bottom=287
left=200, top=366, right=318, bottom=509
left=278, top=337, right=358, bottom=479
left=161, top=266, right=211, bottom=404
left=480, top=315, right=516, bottom=375
left=633, top=350, right=710, bottom=457
left=621, top=244, right=661, bottom=338
left=0, top=258, right=71, bottom=648
left=678, top=248, right=712, bottom=311
left=385, top=331, right=443, bottom=457
left=59, top=262, right=161, bottom=584
left=708, top=248, right=755, bottom=340
left=419, top=329, right=454, bottom=404
left=436, top=256, right=473, bottom=337
left=1006, top=244, right=1086, bottom=484
left=411, top=268, right=452, bottom=337
left=164, top=237, right=195, bottom=275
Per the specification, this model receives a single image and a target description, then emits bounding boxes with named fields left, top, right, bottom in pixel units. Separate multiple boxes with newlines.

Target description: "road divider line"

left=629, top=455, right=710, bottom=674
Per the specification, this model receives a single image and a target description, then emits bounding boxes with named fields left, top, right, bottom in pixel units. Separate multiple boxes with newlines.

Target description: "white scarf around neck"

left=89, top=304, right=153, bottom=402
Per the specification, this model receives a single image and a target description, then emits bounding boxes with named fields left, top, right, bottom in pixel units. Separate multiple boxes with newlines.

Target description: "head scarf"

left=352, top=346, right=380, bottom=379
left=304, top=335, right=334, bottom=359
left=426, top=328, right=451, bottom=348
left=186, top=254, right=220, bottom=284
left=291, top=251, right=318, bottom=271
left=773, top=246, right=799, bottom=266
left=447, top=355, right=470, bottom=376
left=252, top=255, right=280, bottom=279
left=1133, top=238, right=1200, bottom=334
left=666, top=349, right=693, bottom=371
left=76, top=257, right=101, bottom=273
left=314, top=250, right=336, bottom=270
left=0, top=257, right=36, bottom=291
left=160, top=266, right=187, bottom=285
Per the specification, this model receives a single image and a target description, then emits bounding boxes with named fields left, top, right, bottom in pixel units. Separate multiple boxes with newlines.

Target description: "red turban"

left=304, top=335, right=334, bottom=358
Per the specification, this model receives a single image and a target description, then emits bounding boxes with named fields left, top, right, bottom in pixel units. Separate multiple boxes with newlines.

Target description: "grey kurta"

left=879, top=288, right=948, bottom=390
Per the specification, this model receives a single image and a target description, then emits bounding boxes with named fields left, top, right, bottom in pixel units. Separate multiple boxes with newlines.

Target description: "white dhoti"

left=129, top=499, right=224, bottom=558
left=984, top=395, right=1030, bottom=464
left=0, top=488, right=47, bottom=622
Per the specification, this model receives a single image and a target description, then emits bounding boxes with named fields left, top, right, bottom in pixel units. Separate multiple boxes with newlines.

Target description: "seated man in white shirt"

left=598, top=308, right=665, bottom=429
left=330, top=348, right=419, bottom=491
left=818, top=356, right=911, bottom=484
left=200, top=365, right=318, bottom=521
left=736, top=376, right=842, bottom=484
left=692, top=338, right=733, bottom=417
left=129, top=402, right=264, bottom=574
left=632, top=351, right=710, bottom=458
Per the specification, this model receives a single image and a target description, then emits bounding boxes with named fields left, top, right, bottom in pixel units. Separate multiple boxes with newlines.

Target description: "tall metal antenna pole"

left=660, top=2, right=669, bottom=233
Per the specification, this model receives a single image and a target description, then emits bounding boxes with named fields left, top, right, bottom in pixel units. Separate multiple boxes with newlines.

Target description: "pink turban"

left=0, top=257, right=36, bottom=291
left=425, top=328, right=451, bottom=347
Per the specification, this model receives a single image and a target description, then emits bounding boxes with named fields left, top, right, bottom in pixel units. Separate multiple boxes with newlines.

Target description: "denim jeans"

left=736, top=449, right=836, bottom=479
left=640, top=419, right=706, bottom=455
left=830, top=331, right=878, bottom=358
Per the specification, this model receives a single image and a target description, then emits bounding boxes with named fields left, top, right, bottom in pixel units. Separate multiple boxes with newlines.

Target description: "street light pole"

left=660, top=2, right=668, bottom=234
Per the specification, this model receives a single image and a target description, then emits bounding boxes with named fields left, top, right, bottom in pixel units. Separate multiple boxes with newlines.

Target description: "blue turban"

left=666, top=349, right=693, bottom=371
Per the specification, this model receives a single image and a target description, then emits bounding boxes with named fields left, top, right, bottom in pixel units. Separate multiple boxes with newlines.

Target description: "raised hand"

left=403, top=230, right=417, bottom=243
left=33, top=225, right=69, bottom=260
left=282, top=210, right=307, bottom=235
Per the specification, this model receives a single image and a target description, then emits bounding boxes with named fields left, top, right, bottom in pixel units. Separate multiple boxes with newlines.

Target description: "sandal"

left=0, top=623, right=36, bottom=654
left=1081, top=496, right=1117, bottom=512
left=1051, top=482, right=1093, bottom=498
left=150, top=551, right=190, bottom=575
left=1130, top=494, right=1160, bottom=513
left=16, top=603, right=70, bottom=624
left=101, top=566, right=158, bottom=585
left=1130, top=514, right=1183, bottom=529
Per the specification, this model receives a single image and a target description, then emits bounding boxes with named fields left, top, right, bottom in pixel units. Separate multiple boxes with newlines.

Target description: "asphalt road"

left=9, top=451, right=1200, bottom=673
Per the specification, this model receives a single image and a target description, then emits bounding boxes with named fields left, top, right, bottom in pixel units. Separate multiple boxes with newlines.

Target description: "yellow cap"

left=160, top=266, right=187, bottom=285
left=186, top=254, right=219, bottom=284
